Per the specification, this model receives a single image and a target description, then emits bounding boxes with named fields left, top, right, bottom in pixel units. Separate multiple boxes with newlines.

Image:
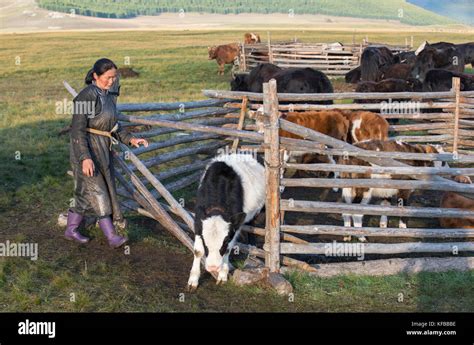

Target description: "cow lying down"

left=187, top=153, right=265, bottom=291
left=339, top=140, right=446, bottom=242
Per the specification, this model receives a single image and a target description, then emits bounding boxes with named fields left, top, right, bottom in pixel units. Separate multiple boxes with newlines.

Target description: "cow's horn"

left=414, top=41, right=428, bottom=56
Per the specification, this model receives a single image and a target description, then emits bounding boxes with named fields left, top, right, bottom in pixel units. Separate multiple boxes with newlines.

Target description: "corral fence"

left=237, top=37, right=413, bottom=77
left=63, top=77, right=474, bottom=281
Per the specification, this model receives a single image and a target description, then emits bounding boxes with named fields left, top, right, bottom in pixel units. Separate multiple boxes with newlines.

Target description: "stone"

left=57, top=212, right=67, bottom=227
left=231, top=267, right=269, bottom=287
left=265, top=272, right=293, bottom=296
left=243, top=255, right=265, bottom=269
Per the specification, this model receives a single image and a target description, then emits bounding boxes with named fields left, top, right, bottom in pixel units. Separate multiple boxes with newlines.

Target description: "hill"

left=36, top=0, right=456, bottom=26
left=407, top=0, right=474, bottom=26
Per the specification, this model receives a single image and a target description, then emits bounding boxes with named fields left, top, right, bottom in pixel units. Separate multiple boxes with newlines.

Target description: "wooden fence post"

left=263, top=79, right=281, bottom=272
left=232, top=96, right=248, bottom=151
left=241, top=43, right=247, bottom=72
left=267, top=31, right=274, bottom=64
left=452, top=77, right=461, bottom=154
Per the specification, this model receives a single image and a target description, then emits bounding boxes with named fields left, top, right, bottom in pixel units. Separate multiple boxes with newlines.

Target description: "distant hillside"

left=36, top=0, right=456, bottom=26
left=407, top=0, right=473, bottom=26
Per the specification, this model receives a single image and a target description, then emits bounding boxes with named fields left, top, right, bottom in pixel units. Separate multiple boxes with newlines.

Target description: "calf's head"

left=199, top=213, right=246, bottom=273
left=208, top=46, right=218, bottom=60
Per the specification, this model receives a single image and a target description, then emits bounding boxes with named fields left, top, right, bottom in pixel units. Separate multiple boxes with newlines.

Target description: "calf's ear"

left=230, top=212, right=246, bottom=230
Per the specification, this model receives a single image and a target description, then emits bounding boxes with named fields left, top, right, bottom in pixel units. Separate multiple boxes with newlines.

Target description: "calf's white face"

left=202, top=215, right=232, bottom=273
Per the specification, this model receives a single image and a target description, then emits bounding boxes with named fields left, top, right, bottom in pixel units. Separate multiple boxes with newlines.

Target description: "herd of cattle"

left=347, top=41, right=474, bottom=93
left=189, top=38, right=474, bottom=289
left=208, top=36, right=474, bottom=92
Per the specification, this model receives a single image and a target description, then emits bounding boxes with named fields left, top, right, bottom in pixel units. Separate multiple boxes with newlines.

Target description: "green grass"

left=0, top=29, right=473, bottom=312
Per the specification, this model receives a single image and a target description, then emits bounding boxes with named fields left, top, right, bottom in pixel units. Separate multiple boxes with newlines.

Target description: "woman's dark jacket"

left=70, top=81, right=133, bottom=221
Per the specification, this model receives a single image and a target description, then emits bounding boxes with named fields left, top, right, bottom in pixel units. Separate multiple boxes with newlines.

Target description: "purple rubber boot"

left=99, top=217, right=128, bottom=248
left=64, top=210, right=90, bottom=244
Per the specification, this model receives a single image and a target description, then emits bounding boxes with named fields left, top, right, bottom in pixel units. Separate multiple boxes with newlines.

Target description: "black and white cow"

left=187, top=153, right=265, bottom=290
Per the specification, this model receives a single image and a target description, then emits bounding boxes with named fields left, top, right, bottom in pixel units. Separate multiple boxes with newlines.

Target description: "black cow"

left=423, top=69, right=474, bottom=92
left=231, top=63, right=282, bottom=92
left=345, top=66, right=361, bottom=84
left=360, top=46, right=395, bottom=82
left=393, top=51, right=416, bottom=64
left=456, top=42, right=474, bottom=67
left=231, top=63, right=334, bottom=104
left=411, top=42, right=465, bottom=82
left=355, top=78, right=422, bottom=124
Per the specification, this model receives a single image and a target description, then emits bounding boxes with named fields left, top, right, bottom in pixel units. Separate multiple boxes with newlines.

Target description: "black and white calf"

left=187, top=153, right=265, bottom=290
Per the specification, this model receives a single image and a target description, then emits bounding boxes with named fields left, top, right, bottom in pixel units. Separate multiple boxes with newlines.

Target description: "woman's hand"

left=130, top=138, right=149, bottom=148
left=82, top=158, right=95, bottom=177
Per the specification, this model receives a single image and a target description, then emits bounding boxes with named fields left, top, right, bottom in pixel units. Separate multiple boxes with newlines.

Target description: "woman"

left=65, top=58, right=148, bottom=248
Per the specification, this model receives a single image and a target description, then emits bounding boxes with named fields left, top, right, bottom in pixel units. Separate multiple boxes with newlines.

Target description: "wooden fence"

left=204, top=78, right=474, bottom=276
left=238, top=39, right=412, bottom=77
left=63, top=78, right=474, bottom=279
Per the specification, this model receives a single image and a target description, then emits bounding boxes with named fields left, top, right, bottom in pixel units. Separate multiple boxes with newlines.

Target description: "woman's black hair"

left=85, top=58, right=118, bottom=85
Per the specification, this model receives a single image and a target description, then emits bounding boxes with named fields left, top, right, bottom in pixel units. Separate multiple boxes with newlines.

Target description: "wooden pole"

left=281, top=177, right=474, bottom=193
left=120, top=144, right=195, bottom=230
left=281, top=257, right=474, bottom=277
left=280, top=242, right=474, bottom=255
left=232, top=96, right=248, bottom=151
left=452, top=77, right=461, bottom=154
left=203, top=89, right=474, bottom=102
left=263, top=79, right=280, bottom=273
left=267, top=32, right=274, bottom=64
left=283, top=163, right=474, bottom=176
left=238, top=243, right=316, bottom=273
left=120, top=114, right=263, bottom=142
left=281, top=224, right=474, bottom=239
left=114, top=153, right=194, bottom=250
left=241, top=43, right=247, bottom=72
left=280, top=199, right=474, bottom=219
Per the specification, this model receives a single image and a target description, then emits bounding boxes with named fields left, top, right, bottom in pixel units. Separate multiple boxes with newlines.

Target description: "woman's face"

left=94, top=68, right=117, bottom=90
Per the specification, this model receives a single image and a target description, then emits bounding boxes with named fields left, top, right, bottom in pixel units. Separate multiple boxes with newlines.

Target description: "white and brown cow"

left=244, top=32, right=261, bottom=44
left=339, top=140, right=445, bottom=241
left=339, top=110, right=389, bottom=144
left=187, top=153, right=265, bottom=291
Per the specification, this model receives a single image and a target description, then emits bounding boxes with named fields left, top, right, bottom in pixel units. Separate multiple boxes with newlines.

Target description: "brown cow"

left=380, top=63, right=413, bottom=81
left=356, top=78, right=419, bottom=94
left=208, top=43, right=240, bottom=75
left=440, top=176, right=474, bottom=228
left=339, top=140, right=446, bottom=241
left=278, top=111, right=349, bottom=189
left=253, top=109, right=349, bottom=187
left=244, top=33, right=261, bottom=44
left=279, top=111, right=349, bottom=142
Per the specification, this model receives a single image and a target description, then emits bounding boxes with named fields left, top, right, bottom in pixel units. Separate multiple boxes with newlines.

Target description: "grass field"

left=0, top=29, right=473, bottom=312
